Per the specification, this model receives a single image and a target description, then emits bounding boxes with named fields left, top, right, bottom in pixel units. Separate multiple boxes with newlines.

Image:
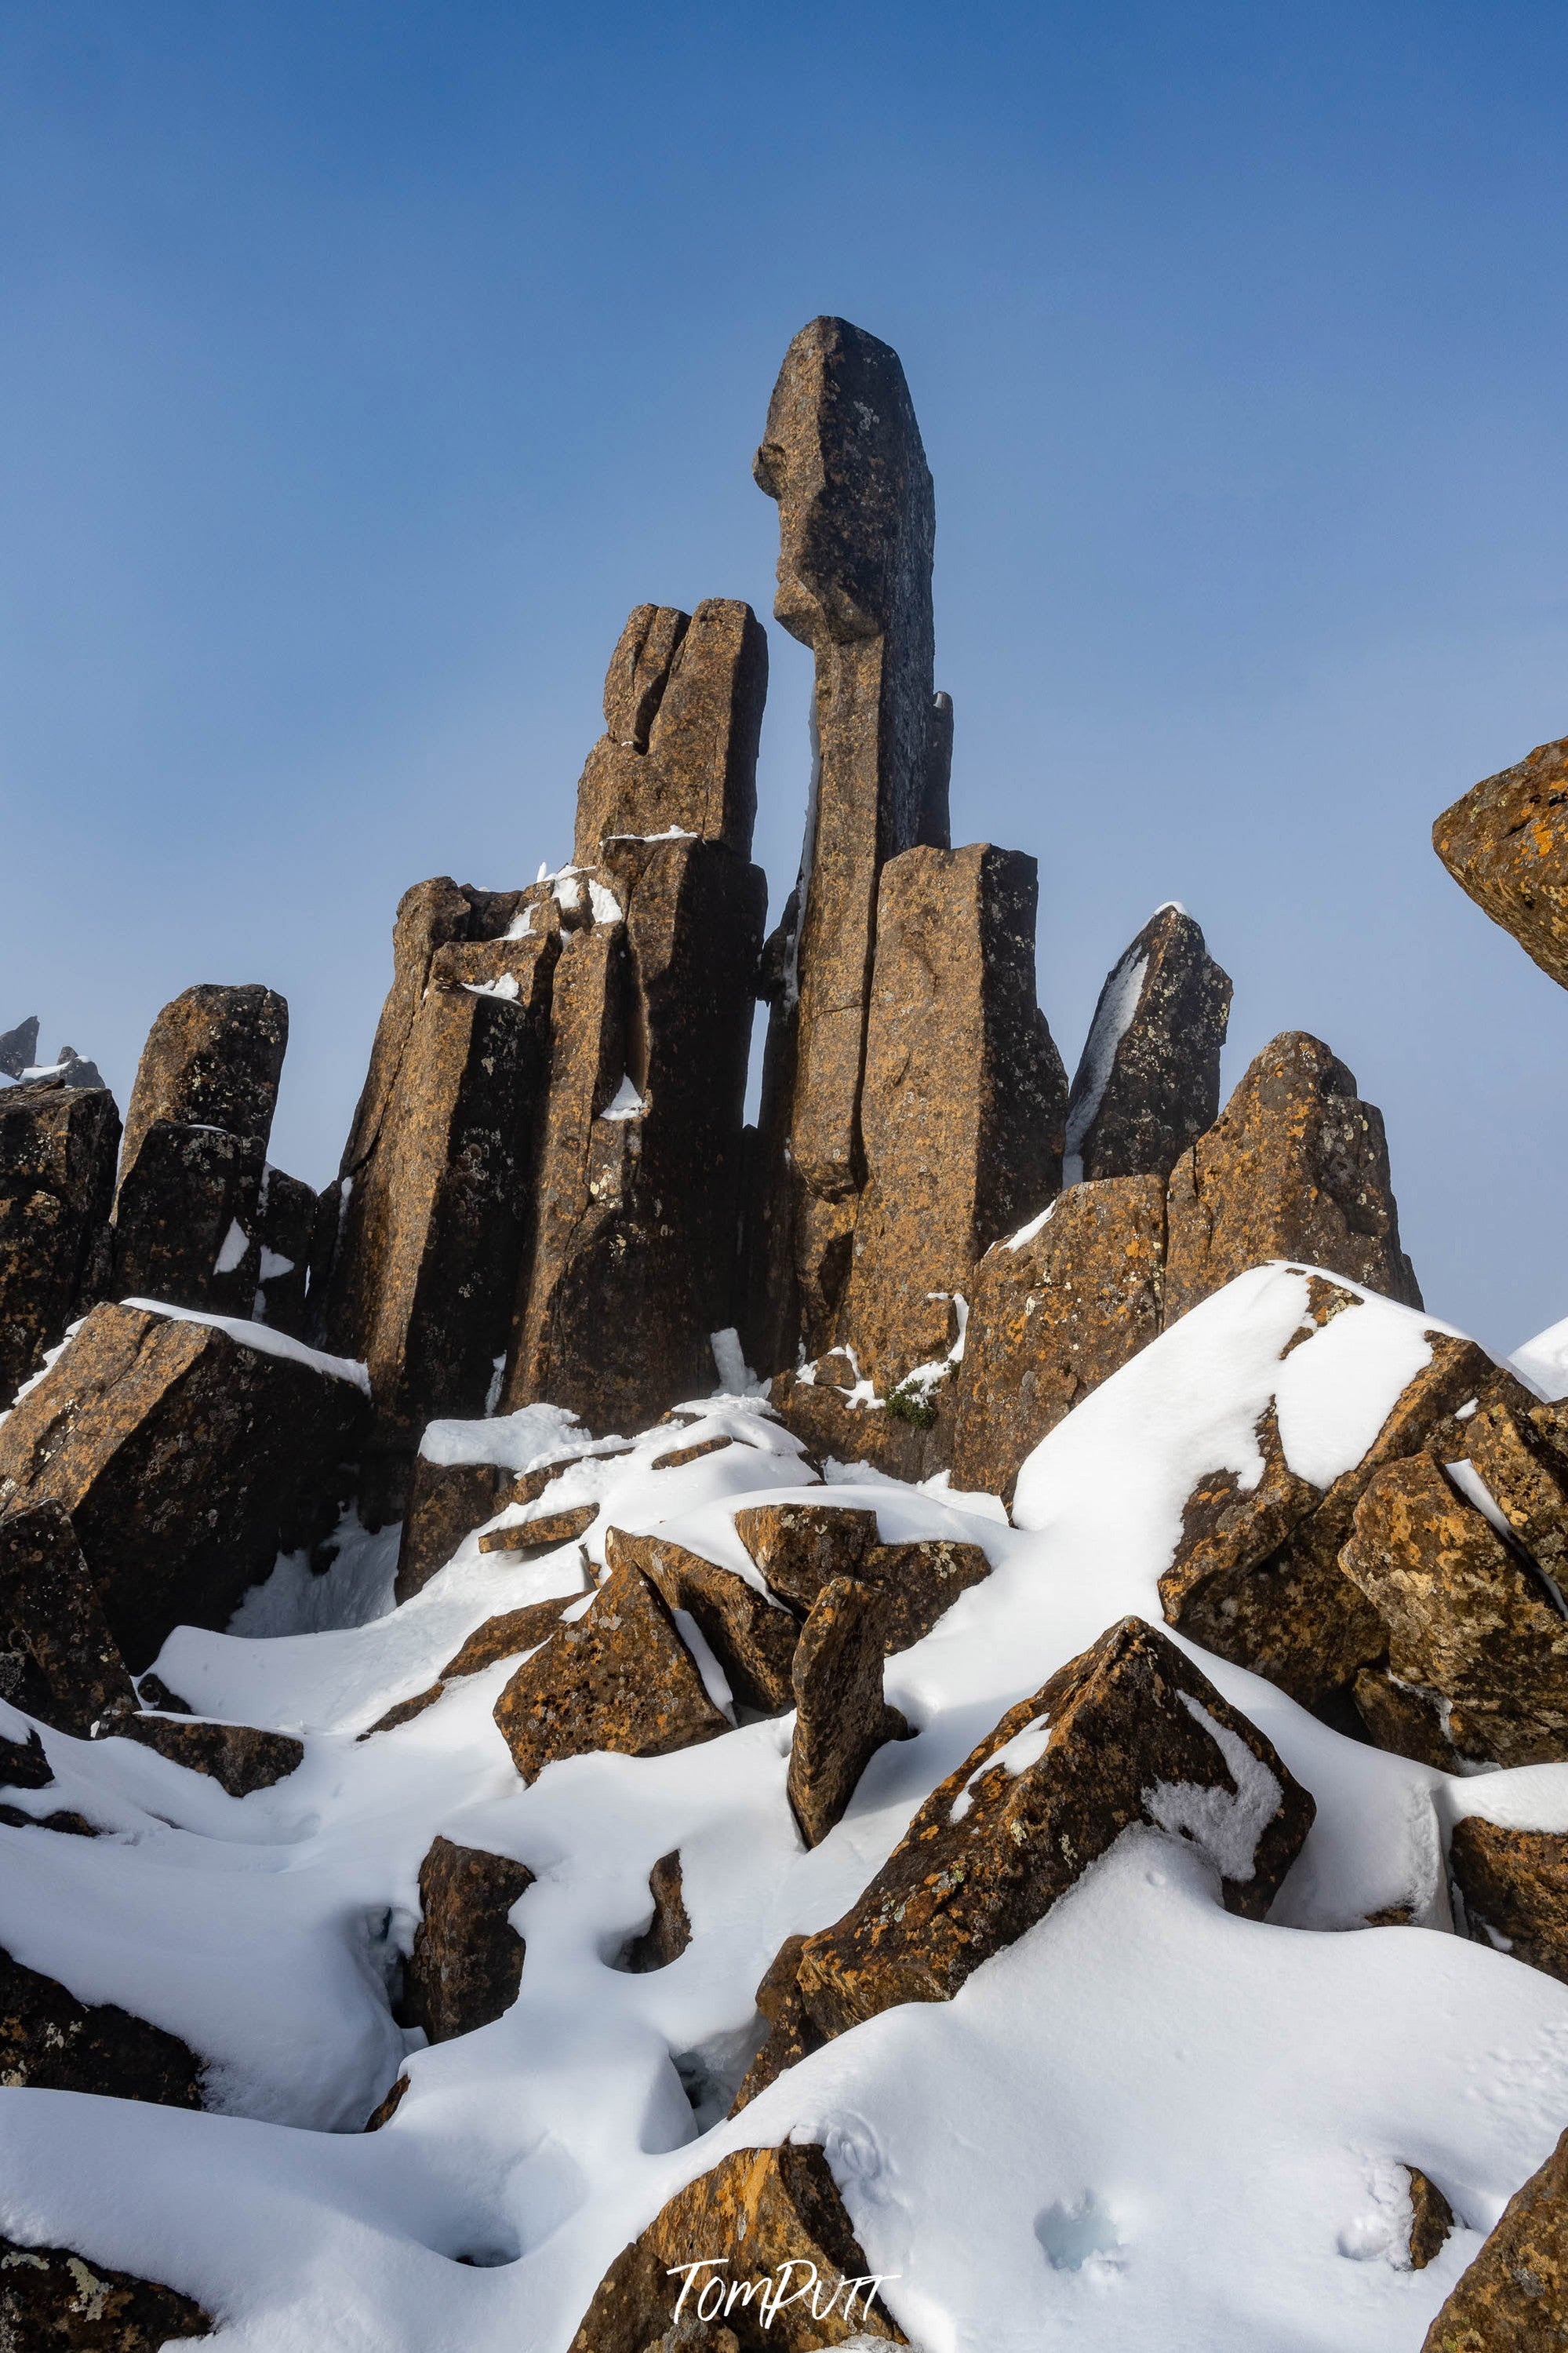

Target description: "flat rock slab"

left=103, top=1715, right=304, bottom=1797
left=440, top=1598, right=574, bottom=1678
left=0, top=1075, right=120, bottom=1408
left=1450, top=1815, right=1568, bottom=1985
left=478, top=1503, right=597, bottom=1554
left=0, top=1500, right=136, bottom=1736
left=402, top=1834, right=533, bottom=2044
left=1434, top=730, right=1568, bottom=993
left=1064, top=905, right=1231, bottom=1184
left=0, top=1941, right=202, bottom=2107
left=1418, top=2122, right=1568, bottom=2351
left=0, top=2236, right=211, bottom=2350
left=395, top=1458, right=508, bottom=1601
left=609, top=1528, right=799, bottom=1713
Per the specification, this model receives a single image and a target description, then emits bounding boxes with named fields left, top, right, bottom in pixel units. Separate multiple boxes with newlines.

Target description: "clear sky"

left=3, top=2, right=1566, bottom=1353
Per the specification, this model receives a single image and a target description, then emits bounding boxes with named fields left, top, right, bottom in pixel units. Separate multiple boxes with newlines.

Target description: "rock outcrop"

left=117, top=984, right=286, bottom=1182
left=1450, top=1815, right=1568, bottom=1984
left=733, top=1502, right=876, bottom=1608
left=786, top=1576, right=908, bottom=1845
left=402, top=1834, right=533, bottom=2043
left=1434, top=731, right=1568, bottom=992
left=0, top=1070, right=120, bottom=1407
left=0, top=2238, right=211, bottom=2349
left=0, top=1302, right=366, bottom=1670
left=0, top=1941, right=202, bottom=2105
left=1419, top=2123, right=1568, bottom=2351
left=0, top=1500, right=136, bottom=1735
left=103, top=1714, right=304, bottom=1797
left=1063, top=905, right=1232, bottom=1184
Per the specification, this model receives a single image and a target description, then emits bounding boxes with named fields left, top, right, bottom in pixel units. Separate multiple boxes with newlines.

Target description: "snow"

left=213, top=1220, right=249, bottom=1276
left=118, top=1299, right=371, bottom=1394
left=1005, top=1201, right=1056, bottom=1251
left=601, top=1074, right=646, bottom=1121
left=257, top=1248, right=295, bottom=1283
left=464, top=973, right=521, bottom=1001
left=6, top=1262, right=1568, bottom=2351
left=1062, top=942, right=1151, bottom=1186
left=1511, top=1309, right=1568, bottom=1398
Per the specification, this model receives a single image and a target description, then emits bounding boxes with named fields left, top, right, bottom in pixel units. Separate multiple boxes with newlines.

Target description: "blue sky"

left=3, top=2, right=1566, bottom=1350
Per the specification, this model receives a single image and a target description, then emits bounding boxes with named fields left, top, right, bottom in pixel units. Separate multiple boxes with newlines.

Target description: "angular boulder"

left=1449, top=1815, right=1568, bottom=1985
left=1434, top=732, right=1568, bottom=992
left=1462, top=1393, right=1568, bottom=1593
left=103, top=1714, right=304, bottom=1797
left=950, top=1175, right=1166, bottom=1506
left=1418, top=2123, right=1568, bottom=2351
left=394, top=1455, right=508, bottom=1601
left=1163, top=1033, right=1421, bottom=1322
left=1063, top=905, right=1231, bottom=1184
left=855, top=1535, right=991, bottom=1655
left=839, top=843, right=1067, bottom=1388
left=0, top=1302, right=366, bottom=1671
left=0, top=1941, right=202, bottom=2106
left=0, top=1501, right=136, bottom=1735
left=787, top=1577, right=908, bottom=1846
left=0, top=2237, right=210, bottom=2349
left=253, top=1164, right=316, bottom=1336
left=402, top=1834, right=533, bottom=2044
left=733, top=1502, right=876, bottom=1611
left=0, top=1072, right=120, bottom=1407
left=608, top=1528, right=799, bottom=1714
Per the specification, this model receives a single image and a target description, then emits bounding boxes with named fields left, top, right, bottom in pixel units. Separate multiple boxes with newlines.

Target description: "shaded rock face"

left=0, top=1501, right=136, bottom=1736
left=0, top=1302, right=366, bottom=1672
left=856, top=1536, right=991, bottom=1655
left=951, top=1176, right=1166, bottom=1507
left=0, top=1941, right=202, bottom=2107
left=569, top=2142, right=904, bottom=2353
left=1408, top=2169, right=1456, bottom=2271
left=0, top=2237, right=211, bottom=2350
left=840, top=843, right=1068, bottom=1388
left=1342, top=1454, right=1568, bottom=1769
left=572, top=599, right=768, bottom=864
left=402, top=1835, right=533, bottom=2044
left=493, top=1556, right=730, bottom=1783
left=1164, top=1033, right=1421, bottom=1321
left=253, top=1165, right=315, bottom=1338
left=1064, top=906, right=1232, bottom=1185
left=478, top=1503, right=596, bottom=1554
left=1462, top=1393, right=1568, bottom=1591
left=787, top=1575, right=908, bottom=1846
left=1418, top=2122, right=1568, bottom=2351
left=608, top=1528, right=800, bottom=1714
left=618, top=1851, right=691, bottom=1972
left=1450, top=1816, right=1568, bottom=1984
left=103, top=1714, right=304, bottom=1798
left=395, top=1457, right=508, bottom=1601
left=0, top=1074, right=120, bottom=1408
left=1433, top=732, right=1568, bottom=993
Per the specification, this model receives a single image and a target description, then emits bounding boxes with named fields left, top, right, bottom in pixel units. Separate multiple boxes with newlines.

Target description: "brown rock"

left=728, top=1935, right=820, bottom=2114
left=572, top=599, right=768, bottom=864
left=1434, top=733, right=1568, bottom=992
left=569, top=2142, right=904, bottom=2353
left=357, top=1685, right=446, bottom=1739
left=650, top=1434, right=737, bottom=1471
left=111, top=1120, right=265, bottom=1316
left=791, top=1616, right=1313, bottom=2047
left=951, top=1175, right=1166, bottom=1505
left=856, top=1536, right=991, bottom=1655
left=0, top=1728, right=53, bottom=1790
left=253, top=1164, right=315, bottom=1336
left=0, top=1501, right=136, bottom=1735
left=0, top=1941, right=202, bottom=2106
left=1064, top=906, right=1232, bottom=1184
left=1419, top=2122, right=1568, bottom=2350
left=118, top=982, right=286, bottom=1186
left=441, top=1598, right=574, bottom=1677
left=0, top=1301, right=366, bottom=1670
left=733, top=1502, right=877, bottom=1611
left=0, top=2236, right=210, bottom=2348
left=609, top=1528, right=799, bottom=1713
left=766, top=1366, right=955, bottom=1484
left=1350, top=1670, right=1455, bottom=1771
left=840, top=843, right=1068, bottom=1388
left=0, top=1073, right=120, bottom=1406
left=618, top=1851, right=692, bottom=1972
left=1450, top=1816, right=1568, bottom=1984
left=1341, top=1455, right=1568, bottom=1768
left=787, top=1577, right=908, bottom=1848
left=103, top=1714, right=304, bottom=1797
left=478, top=1502, right=597, bottom=1554
left=402, top=1834, right=533, bottom=2044
left=1409, top=2169, right=1456, bottom=2269
left=1163, top=1033, right=1421, bottom=1322
left=1463, top=1396, right=1568, bottom=1594
left=363, top=2071, right=409, bottom=2130
left=394, top=1457, right=507, bottom=1602
left=492, top=1554, right=730, bottom=1783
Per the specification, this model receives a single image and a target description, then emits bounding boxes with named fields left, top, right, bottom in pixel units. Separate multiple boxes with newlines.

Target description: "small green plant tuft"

left=884, top=1378, right=940, bottom=1430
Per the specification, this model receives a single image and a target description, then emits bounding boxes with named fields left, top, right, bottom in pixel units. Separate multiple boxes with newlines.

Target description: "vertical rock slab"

left=1064, top=905, right=1232, bottom=1183
left=0, top=2238, right=211, bottom=2348
left=117, top=982, right=286, bottom=1183
left=1434, top=731, right=1568, bottom=991
left=572, top=599, right=768, bottom=861
left=1417, top=2123, right=1568, bottom=2351
left=951, top=1175, right=1166, bottom=1506
left=840, top=843, right=1068, bottom=1388
left=253, top=1164, right=316, bottom=1335
left=402, top=1834, right=533, bottom=2043
left=0, top=1301, right=367, bottom=1670
left=0, top=1500, right=136, bottom=1735
left=0, top=1073, right=119, bottom=1407
left=787, top=1575, right=908, bottom=1845
left=1163, top=1032, right=1421, bottom=1321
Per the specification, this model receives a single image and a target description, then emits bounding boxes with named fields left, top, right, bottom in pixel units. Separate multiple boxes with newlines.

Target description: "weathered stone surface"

left=840, top=843, right=1067, bottom=1387
left=1342, top=1455, right=1568, bottom=1768
left=1463, top=1395, right=1568, bottom=1594
left=0, top=1302, right=366, bottom=1671
left=493, top=1555, right=729, bottom=1783
left=1409, top=2169, right=1456, bottom=2269
left=111, top=1120, right=265, bottom=1315
left=1434, top=733, right=1568, bottom=993
left=766, top=1363, right=955, bottom=1482
left=0, top=1018, right=38, bottom=1079
left=618, top=1850, right=692, bottom=1972
left=395, top=1458, right=508, bottom=1601
left=0, top=1073, right=120, bottom=1407
left=788, top=1577, right=908, bottom=1847
left=1450, top=1815, right=1568, bottom=1984
left=783, top=1616, right=1312, bottom=2053
left=253, top=1164, right=315, bottom=1336
left=733, top=1502, right=876, bottom=1612
left=572, top=599, right=768, bottom=863
left=0, top=2236, right=211, bottom=2349
left=118, top=983, right=286, bottom=1185
left=402, top=1834, right=533, bottom=2044
left=856, top=1536, right=991, bottom=1655
left=650, top=1433, right=737, bottom=1471
left=478, top=1503, right=597, bottom=1554
left=441, top=1598, right=573, bottom=1677
left=728, top=1934, right=817, bottom=2114
left=609, top=1528, right=799, bottom=1713
left=0, top=1501, right=136, bottom=1735
left=950, top=1175, right=1166, bottom=1506
left=1064, top=906, right=1232, bottom=1185
left=569, top=2142, right=904, bottom=2353
left=504, top=838, right=766, bottom=1435
left=1163, top=1033, right=1421, bottom=1322
left=1419, top=2123, right=1568, bottom=2350
left=103, top=1714, right=304, bottom=1797
left=0, top=1941, right=202, bottom=2105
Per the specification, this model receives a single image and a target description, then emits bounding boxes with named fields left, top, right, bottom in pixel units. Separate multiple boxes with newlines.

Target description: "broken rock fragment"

left=402, top=1834, right=533, bottom=2043
left=1433, top=731, right=1568, bottom=993
left=1449, top=1815, right=1568, bottom=1985
left=1418, top=2122, right=1568, bottom=2351
left=618, top=1850, right=692, bottom=1972
left=0, top=1941, right=202, bottom=2106
left=478, top=1502, right=597, bottom=1554
left=608, top=1527, right=799, bottom=1713
left=733, top=1502, right=876, bottom=1611
left=0, top=1071, right=120, bottom=1407
left=0, top=1500, right=136, bottom=1736
left=253, top=1164, right=316, bottom=1336
left=1064, top=905, right=1232, bottom=1184
left=103, top=1714, right=304, bottom=1798
left=0, top=2237, right=211, bottom=2349
left=787, top=1576, right=909, bottom=1847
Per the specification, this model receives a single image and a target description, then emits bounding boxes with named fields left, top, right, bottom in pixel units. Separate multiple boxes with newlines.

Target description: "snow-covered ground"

left=2, top=1262, right=1566, bottom=2351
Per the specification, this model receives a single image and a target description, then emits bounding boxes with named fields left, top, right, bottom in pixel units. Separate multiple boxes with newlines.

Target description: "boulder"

left=0, top=1073, right=120, bottom=1406
left=855, top=1535, right=991, bottom=1655
left=111, top=1120, right=266, bottom=1315
left=568, top=2142, right=904, bottom=2353
left=1449, top=1815, right=1568, bottom=1984
left=102, top=1714, right=304, bottom=1797
left=394, top=1456, right=507, bottom=1601
left=1461, top=1394, right=1568, bottom=1593
left=787, top=1577, right=909, bottom=1847
left=1341, top=1455, right=1568, bottom=1768
left=402, top=1834, right=533, bottom=2043
left=492, top=1555, right=730, bottom=1783
left=572, top=599, right=768, bottom=863
left=0, top=1941, right=202, bottom=2105
left=839, top=843, right=1068, bottom=1388
left=950, top=1175, right=1166, bottom=1506
left=1063, top=905, right=1232, bottom=1183
left=608, top=1528, right=799, bottom=1713
left=0, top=2237, right=210, bottom=2349
left=1433, top=731, right=1568, bottom=992
left=729, top=1935, right=817, bottom=2113
left=1409, top=2171, right=1456, bottom=2270
left=733, top=1502, right=876, bottom=1611
left=1418, top=2122, right=1568, bottom=2351
left=0, top=1501, right=135, bottom=1735
left=117, top=982, right=286, bottom=1183
left=1163, top=1033, right=1421, bottom=1322
left=0, top=1302, right=366, bottom=1671
left=0, top=1727, right=53, bottom=1790
left=618, top=1850, right=691, bottom=1972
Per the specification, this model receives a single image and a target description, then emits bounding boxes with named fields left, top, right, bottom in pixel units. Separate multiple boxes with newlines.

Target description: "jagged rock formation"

left=1064, top=905, right=1232, bottom=1183
left=0, top=2237, right=211, bottom=2349
left=786, top=1575, right=908, bottom=1845
left=1419, top=2123, right=1568, bottom=2350
left=609, top=1527, right=799, bottom=1713
left=0, top=1069, right=120, bottom=1408
left=402, top=1835, right=533, bottom=2043
left=1434, top=731, right=1568, bottom=991
left=103, top=1714, right=304, bottom=1796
